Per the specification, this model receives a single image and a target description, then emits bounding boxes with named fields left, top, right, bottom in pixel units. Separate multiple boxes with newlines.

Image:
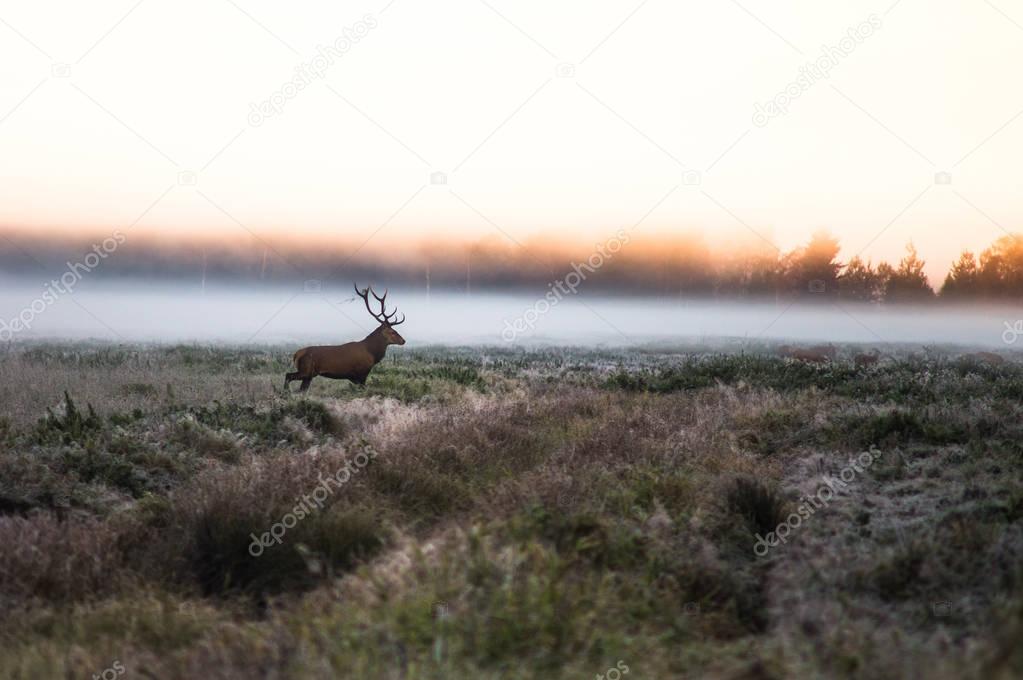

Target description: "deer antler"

left=354, top=283, right=405, bottom=326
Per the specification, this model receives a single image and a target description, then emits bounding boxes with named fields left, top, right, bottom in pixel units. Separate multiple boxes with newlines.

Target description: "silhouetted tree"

left=716, top=247, right=782, bottom=298
left=785, top=230, right=842, bottom=298
left=977, top=235, right=1023, bottom=297
left=882, top=243, right=934, bottom=302
left=4, top=228, right=1021, bottom=300
left=940, top=250, right=979, bottom=298
left=839, top=256, right=883, bottom=302
left=773, top=229, right=838, bottom=298
left=747, top=250, right=784, bottom=297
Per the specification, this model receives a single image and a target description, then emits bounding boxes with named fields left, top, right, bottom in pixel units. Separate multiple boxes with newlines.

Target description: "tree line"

left=0, top=229, right=1020, bottom=301
left=768, top=231, right=1023, bottom=302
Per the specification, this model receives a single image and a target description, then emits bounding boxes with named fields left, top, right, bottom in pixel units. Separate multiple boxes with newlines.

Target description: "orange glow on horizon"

left=1, top=1, right=1020, bottom=288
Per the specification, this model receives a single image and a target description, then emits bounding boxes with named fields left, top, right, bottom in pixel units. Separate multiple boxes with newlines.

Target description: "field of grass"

left=0, top=341, right=1021, bottom=679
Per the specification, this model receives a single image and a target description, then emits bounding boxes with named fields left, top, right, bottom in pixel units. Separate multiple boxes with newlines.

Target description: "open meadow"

left=5, top=0, right=1023, bottom=676
left=0, top=341, right=1021, bottom=679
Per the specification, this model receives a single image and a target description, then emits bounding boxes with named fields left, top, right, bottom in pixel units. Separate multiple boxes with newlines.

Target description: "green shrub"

left=61, top=447, right=146, bottom=495
left=172, top=416, right=241, bottom=462
left=835, top=410, right=971, bottom=449
left=33, top=393, right=103, bottom=446
left=184, top=399, right=343, bottom=447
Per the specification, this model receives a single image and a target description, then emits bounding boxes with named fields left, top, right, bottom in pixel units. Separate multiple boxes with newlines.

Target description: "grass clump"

left=183, top=399, right=343, bottom=448
left=33, top=392, right=103, bottom=446
left=734, top=408, right=813, bottom=456
left=726, top=476, right=788, bottom=537
left=0, top=514, right=125, bottom=604
left=122, top=382, right=160, bottom=397
left=833, top=409, right=974, bottom=449
left=865, top=541, right=928, bottom=600
left=171, top=415, right=242, bottom=462
left=509, top=505, right=646, bottom=570
left=186, top=503, right=384, bottom=596
left=605, top=354, right=858, bottom=394
left=0, top=415, right=13, bottom=445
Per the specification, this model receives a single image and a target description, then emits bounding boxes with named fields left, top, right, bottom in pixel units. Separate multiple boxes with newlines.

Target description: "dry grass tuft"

left=0, top=514, right=126, bottom=606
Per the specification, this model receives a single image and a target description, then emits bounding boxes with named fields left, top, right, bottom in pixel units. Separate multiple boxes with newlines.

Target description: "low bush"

left=33, top=392, right=103, bottom=446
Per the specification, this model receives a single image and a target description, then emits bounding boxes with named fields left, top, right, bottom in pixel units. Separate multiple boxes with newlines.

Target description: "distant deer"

left=854, top=349, right=881, bottom=367
left=962, top=351, right=1006, bottom=366
left=777, top=344, right=834, bottom=364
left=809, top=344, right=838, bottom=360
left=284, top=284, right=406, bottom=393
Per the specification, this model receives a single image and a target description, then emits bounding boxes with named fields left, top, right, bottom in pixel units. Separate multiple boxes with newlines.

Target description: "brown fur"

left=285, top=325, right=405, bottom=392
left=778, top=344, right=835, bottom=364
left=854, top=350, right=881, bottom=367
left=963, top=351, right=1006, bottom=365
left=285, top=285, right=406, bottom=392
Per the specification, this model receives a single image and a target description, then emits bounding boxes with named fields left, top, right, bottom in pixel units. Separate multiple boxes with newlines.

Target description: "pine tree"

left=883, top=243, right=934, bottom=302
left=786, top=230, right=842, bottom=298
left=940, top=250, right=979, bottom=298
left=977, top=235, right=1023, bottom=297
left=839, top=256, right=882, bottom=302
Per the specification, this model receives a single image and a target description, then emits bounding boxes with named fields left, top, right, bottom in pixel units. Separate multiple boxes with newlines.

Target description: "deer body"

left=788, top=348, right=830, bottom=364
left=285, top=285, right=405, bottom=392
left=964, top=351, right=1006, bottom=366
left=854, top=349, right=881, bottom=367
left=777, top=344, right=835, bottom=364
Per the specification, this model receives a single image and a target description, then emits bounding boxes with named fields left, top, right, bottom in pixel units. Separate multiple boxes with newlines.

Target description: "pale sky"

left=1, top=0, right=1022, bottom=283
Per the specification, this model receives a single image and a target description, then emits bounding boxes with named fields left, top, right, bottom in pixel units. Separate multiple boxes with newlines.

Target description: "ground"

left=0, top=341, right=1021, bottom=679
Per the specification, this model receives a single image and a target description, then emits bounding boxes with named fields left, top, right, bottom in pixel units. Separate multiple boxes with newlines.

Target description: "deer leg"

left=298, top=377, right=312, bottom=393
left=284, top=371, right=300, bottom=391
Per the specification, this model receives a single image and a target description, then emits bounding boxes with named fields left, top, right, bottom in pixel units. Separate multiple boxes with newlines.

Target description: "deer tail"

left=293, top=348, right=309, bottom=369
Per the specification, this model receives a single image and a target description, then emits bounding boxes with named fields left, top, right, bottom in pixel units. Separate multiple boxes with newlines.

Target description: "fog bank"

left=2, top=278, right=1021, bottom=350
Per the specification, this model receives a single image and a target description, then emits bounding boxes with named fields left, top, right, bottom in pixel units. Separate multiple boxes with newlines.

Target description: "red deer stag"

left=285, top=284, right=406, bottom=392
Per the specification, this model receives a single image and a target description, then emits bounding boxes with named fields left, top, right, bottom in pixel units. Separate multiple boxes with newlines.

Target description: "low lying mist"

left=1, top=277, right=1019, bottom=350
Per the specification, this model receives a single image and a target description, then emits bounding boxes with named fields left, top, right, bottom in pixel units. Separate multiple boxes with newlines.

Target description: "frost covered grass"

left=0, top=341, right=1021, bottom=678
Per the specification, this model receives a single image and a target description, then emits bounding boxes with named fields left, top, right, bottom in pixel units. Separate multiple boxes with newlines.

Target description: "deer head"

left=355, top=283, right=406, bottom=345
